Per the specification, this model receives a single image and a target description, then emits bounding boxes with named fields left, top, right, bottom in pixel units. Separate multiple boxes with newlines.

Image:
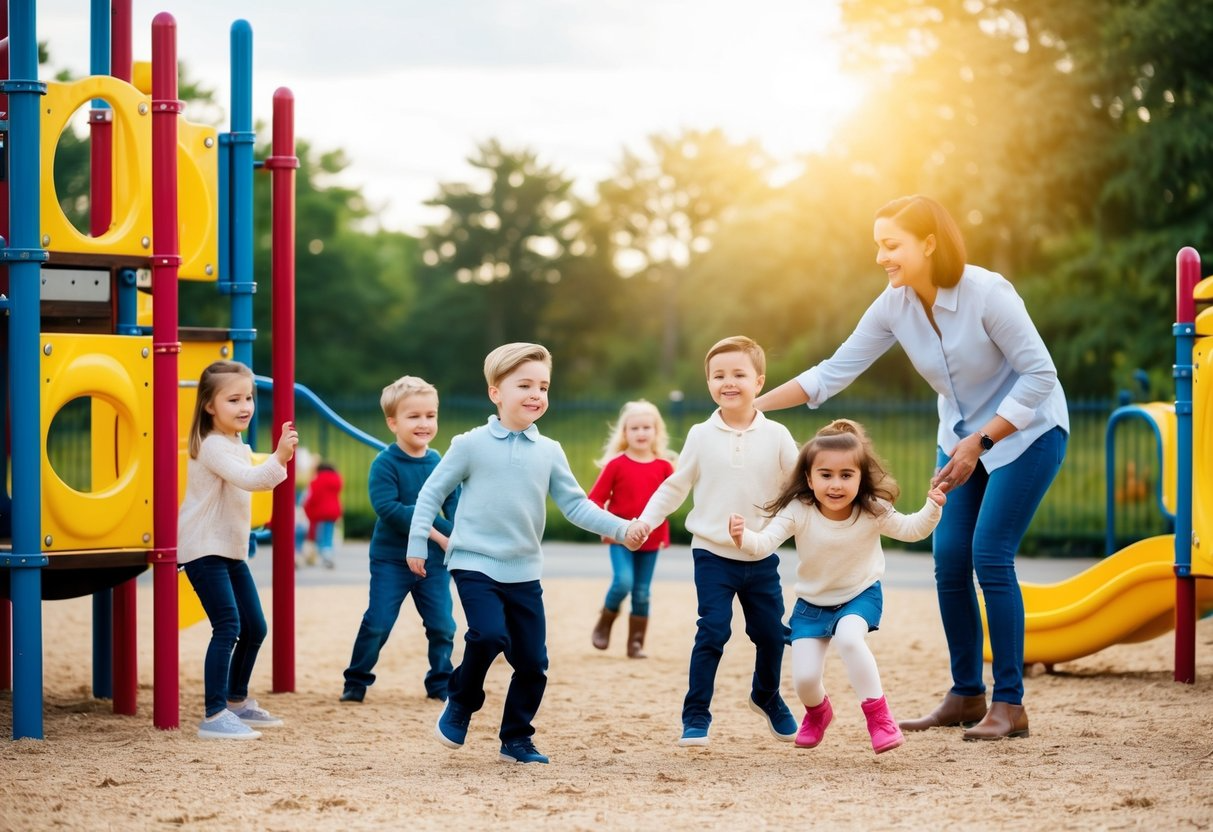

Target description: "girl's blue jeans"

left=183, top=556, right=267, bottom=718
left=314, top=520, right=337, bottom=555
left=933, top=426, right=1067, bottom=705
left=603, top=544, right=658, bottom=616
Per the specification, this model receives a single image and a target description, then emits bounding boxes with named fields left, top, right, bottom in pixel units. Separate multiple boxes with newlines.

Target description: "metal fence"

left=39, top=392, right=1168, bottom=556
left=275, top=394, right=1169, bottom=557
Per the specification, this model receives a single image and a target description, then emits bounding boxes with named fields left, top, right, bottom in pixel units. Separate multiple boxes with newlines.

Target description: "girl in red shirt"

left=304, top=462, right=344, bottom=568
left=588, top=400, right=677, bottom=658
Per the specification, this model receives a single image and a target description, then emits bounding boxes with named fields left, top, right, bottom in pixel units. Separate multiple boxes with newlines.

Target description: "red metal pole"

left=150, top=13, right=182, bottom=729
left=109, top=0, right=139, bottom=717
left=267, top=89, right=298, bottom=693
left=110, top=0, right=132, bottom=82
left=1174, top=246, right=1201, bottom=684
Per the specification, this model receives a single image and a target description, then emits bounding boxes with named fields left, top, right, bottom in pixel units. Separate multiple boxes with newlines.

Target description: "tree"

left=594, top=129, right=774, bottom=389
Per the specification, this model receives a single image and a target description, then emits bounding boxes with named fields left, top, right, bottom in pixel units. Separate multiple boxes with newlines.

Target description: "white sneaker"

left=229, top=699, right=284, bottom=728
left=198, top=709, right=262, bottom=740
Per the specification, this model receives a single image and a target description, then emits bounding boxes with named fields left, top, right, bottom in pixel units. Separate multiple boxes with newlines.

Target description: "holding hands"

left=623, top=520, right=651, bottom=550
left=927, top=480, right=949, bottom=507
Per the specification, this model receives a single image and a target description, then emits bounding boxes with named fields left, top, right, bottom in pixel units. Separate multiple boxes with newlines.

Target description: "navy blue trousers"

left=683, top=549, right=786, bottom=725
left=448, top=570, right=549, bottom=742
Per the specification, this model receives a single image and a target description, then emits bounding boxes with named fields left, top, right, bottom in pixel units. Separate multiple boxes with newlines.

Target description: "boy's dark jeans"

left=183, top=556, right=267, bottom=718
left=683, top=548, right=786, bottom=725
left=448, top=569, right=549, bottom=742
left=344, top=556, right=455, bottom=698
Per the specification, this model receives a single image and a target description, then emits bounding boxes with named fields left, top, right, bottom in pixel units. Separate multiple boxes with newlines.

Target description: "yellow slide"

left=984, top=536, right=1213, bottom=666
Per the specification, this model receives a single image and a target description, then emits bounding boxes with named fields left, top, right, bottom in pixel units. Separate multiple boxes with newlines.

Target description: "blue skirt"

left=789, top=581, right=883, bottom=640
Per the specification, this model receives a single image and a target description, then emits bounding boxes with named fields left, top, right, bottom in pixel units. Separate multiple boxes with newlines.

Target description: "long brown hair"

left=762, top=419, right=899, bottom=519
left=188, top=360, right=255, bottom=458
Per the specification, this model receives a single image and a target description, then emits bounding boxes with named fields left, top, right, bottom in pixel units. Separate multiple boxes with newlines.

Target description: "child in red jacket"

left=304, top=462, right=344, bottom=569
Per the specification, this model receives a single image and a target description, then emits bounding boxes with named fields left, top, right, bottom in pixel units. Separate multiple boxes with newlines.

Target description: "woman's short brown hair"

left=875, top=195, right=967, bottom=289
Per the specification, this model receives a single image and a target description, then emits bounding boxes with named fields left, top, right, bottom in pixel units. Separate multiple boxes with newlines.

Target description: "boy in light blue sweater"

left=407, top=343, right=648, bottom=765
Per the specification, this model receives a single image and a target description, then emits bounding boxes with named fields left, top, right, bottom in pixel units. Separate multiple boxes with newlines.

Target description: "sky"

left=35, top=0, right=864, bottom=234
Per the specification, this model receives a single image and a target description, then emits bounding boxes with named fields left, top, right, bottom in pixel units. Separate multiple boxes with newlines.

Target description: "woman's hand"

left=932, top=434, right=982, bottom=490
left=275, top=421, right=299, bottom=465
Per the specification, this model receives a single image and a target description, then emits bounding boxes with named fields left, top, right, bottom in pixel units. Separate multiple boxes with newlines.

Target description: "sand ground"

left=2, top=546, right=1212, bottom=831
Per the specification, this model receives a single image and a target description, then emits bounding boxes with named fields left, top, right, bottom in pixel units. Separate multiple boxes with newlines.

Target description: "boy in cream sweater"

left=631, top=336, right=799, bottom=747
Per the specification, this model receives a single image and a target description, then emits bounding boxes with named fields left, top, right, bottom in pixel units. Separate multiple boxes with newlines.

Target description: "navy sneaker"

left=678, top=717, right=711, bottom=747
left=339, top=686, right=365, bottom=703
left=749, top=694, right=797, bottom=741
left=435, top=700, right=471, bottom=748
left=499, top=738, right=549, bottom=764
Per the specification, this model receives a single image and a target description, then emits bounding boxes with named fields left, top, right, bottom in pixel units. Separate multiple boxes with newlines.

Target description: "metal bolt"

left=43, top=343, right=52, bottom=355
left=44, top=535, right=53, bottom=547
left=141, top=347, right=150, bottom=358
left=205, top=264, right=214, bottom=276
left=142, top=533, right=152, bottom=543
left=221, top=346, right=230, bottom=357
left=41, top=234, right=50, bottom=246
left=204, top=136, right=214, bottom=148
left=138, top=102, right=148, bottom=115
left=141, top=236, right=150, bottom=248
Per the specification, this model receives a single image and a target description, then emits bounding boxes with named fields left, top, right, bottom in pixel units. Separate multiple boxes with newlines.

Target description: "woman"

left=755, top=195, right=1068, bottom=740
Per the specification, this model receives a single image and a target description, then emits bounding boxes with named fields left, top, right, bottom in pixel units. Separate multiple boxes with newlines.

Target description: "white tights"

left=791, top=614, right=884, bottom=707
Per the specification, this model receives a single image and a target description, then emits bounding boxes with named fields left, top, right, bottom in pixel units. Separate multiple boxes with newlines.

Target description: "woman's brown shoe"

left=962, top=702, right=1029, bottom=740
left=898, top=692, right=988, bottom=731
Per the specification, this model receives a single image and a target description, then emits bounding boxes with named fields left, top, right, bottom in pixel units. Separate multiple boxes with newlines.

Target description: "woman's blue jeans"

left=183, top=556, right=268, bottom=718
left=603, top=544, right=658, bottom=616
left=933, top=426, right=1067, bottom=705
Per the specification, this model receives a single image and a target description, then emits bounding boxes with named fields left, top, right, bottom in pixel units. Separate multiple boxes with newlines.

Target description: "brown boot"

left=963, top=702, right=1029, bottom=740
left=898, top=692, right=988, bottom=732
left=627, top=615, right=648, bottom=659
left=592, top=608, right=618, bottom=650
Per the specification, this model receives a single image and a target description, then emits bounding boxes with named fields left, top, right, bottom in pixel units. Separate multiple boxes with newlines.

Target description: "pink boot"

left=795, top=696, right=833, bottom=748
left=861, top=695, right=905, bottom=754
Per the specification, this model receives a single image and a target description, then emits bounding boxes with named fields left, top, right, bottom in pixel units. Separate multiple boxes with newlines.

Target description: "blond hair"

left=704, top=335, right=766, bottom=377
left=595, top=400, right=677, bottom=467
left=187, top=360, right=255, bottom=459
left=380, top=375, right=437, bottom=419
left=483, top=342, right=552, bottom=388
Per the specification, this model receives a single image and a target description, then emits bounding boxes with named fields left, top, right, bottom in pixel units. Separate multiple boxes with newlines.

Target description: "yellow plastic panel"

left=177, top=120, right=219, bottom=282
left=1193, top=336, right=1212, bottom=577
left=1134, top=402, right=1178, bottom=517
left=41, top=76, right=152, bottom=259
left=41, top=334, right=154, bottom=551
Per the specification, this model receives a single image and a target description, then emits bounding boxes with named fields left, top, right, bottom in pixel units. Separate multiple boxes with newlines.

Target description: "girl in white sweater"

left=729, top=419, right=946, bottom=754
left=179, top=360, right=298, bottom=740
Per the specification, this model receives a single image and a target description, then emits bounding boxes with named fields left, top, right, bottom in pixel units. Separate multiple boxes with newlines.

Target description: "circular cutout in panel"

left=45, top=395, right=92, bottom=492
left=51, top=101, right=108, bottom=237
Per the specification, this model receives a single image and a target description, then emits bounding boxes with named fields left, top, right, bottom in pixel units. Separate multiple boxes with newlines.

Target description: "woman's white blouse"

left=795, top=264, right=1068, bottom=471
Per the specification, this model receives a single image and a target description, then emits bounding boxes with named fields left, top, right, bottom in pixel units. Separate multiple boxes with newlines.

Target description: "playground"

left=3, top=1, right=1213, bottom=829
left=1, top=547, right=1211, bottom=829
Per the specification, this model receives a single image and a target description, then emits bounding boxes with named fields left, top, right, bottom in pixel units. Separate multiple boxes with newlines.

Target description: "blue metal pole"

left=2, top=0, right=50, bottom=740
left=228, top=21, right=256, bottom=373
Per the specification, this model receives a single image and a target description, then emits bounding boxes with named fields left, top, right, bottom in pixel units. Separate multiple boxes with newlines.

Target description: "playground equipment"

left=982, top=248, right=1213, bottom=677
left=0, top=0, right=299, bottom=739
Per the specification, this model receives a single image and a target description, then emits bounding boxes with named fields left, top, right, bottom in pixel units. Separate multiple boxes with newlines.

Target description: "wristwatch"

left=978, top=432, right=995, bottom=453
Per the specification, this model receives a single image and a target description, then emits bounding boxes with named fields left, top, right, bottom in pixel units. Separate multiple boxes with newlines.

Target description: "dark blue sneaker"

left=499, top=738, right=549, bottom=764
left=340, top=686, right=365, bottom=703
left=678, top=717, right=711, bottom=747
left=750, top=694, right=797, bottom=741
left=435, top=700, right=471, bottom=748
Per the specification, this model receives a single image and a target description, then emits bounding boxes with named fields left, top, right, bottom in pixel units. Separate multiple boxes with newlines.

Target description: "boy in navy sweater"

left=341, top=376, right=460, bottom=703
